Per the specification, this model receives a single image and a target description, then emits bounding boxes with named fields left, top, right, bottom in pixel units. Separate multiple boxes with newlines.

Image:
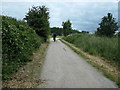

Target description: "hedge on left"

left=2, top=16, right=43, bottom=80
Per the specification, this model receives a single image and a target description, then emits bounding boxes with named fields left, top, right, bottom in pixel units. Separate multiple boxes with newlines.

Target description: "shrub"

left=2, top=16, right=42, bottom=80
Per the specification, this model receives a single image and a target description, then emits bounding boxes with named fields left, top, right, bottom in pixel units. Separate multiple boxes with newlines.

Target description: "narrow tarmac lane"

left=37, top=38, right=117, bottom=88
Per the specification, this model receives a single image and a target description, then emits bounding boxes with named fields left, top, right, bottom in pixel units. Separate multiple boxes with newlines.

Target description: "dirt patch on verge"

left=2, top=43, right=49, bottom=88
left=60, top=39, right=119, bottom=87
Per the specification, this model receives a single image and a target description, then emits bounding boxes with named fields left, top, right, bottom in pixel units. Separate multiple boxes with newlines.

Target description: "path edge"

left=60, top=39, right=119, bottom=88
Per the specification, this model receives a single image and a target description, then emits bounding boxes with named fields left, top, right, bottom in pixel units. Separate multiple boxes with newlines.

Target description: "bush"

left=63, top=34, right=118, bottom=63
left=2, top=16, right=42, bottom=80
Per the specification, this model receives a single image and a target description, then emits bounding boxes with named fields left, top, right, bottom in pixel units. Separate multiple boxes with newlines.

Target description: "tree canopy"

left=62, top=20, right=72, bottom=36
left=96, top=13, right=118, bottom=37
left=24, top=6, right=50, bottom=41
left=51, top=27, right=80, bottom=36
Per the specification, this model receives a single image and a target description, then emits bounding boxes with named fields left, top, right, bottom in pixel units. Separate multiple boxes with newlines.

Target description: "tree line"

left=24, top=6, right=118, bottom=38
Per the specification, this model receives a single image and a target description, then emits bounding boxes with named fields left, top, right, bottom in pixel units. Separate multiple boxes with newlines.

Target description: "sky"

left=1, top=0, right=119, bottom=32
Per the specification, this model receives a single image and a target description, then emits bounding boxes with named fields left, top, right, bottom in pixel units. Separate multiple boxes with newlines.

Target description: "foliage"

left=51, top=27, right=63, bottom=36
left=2, top=16, right=42, bottom=80
left=62, top=20, right=72, bottom=36
left=96, top=13, right=118, bottom=37
left=81, top=31, right=89, bottom=34
left=24, top=6, right=50, bottom=41
left=51, top=27, right=80, bottom=36
left=63, top=34, right=118, bottom=63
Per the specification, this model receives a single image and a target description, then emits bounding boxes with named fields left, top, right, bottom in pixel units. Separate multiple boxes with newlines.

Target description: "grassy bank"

left=63, top=34, right=118, bottom=64
left=62, top=34, right=119, bottom=87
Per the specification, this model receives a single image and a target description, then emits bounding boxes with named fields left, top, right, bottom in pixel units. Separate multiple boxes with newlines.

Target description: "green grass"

left=60, top=39, right=87, bottom=59
left=57, top=36, right=64, bottom=38
left=60, top=38, right=120, bottom=87
left=62, top=33, right=119, bottom=87
left=63, top=34, right=118, bottom=64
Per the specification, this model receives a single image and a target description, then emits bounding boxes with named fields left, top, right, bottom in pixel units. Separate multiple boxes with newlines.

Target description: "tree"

left=96, top=13, right=118, bottom=37
left=24, top=6, right=50, bottom=41
left=62, top=20, right=72, bottom=36
left=51, top=27, right=80, bottom=36
left=81, top=31, right=89, bottom=34
left=51, top=27, right=63, bottom=36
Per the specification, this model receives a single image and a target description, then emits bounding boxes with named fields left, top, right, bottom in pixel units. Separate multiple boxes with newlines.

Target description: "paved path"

left=37, top=38, right=117, bottom=88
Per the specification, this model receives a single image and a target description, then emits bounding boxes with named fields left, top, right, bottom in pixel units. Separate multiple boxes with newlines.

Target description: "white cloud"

left=2, top=2, right=118, bottom=31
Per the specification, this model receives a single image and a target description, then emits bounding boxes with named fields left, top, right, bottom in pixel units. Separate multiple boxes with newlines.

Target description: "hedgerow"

left=2, top=16, right=43, bottom=80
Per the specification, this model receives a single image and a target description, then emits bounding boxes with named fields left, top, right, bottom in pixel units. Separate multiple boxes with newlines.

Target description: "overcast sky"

left=1, top=0, right=119, bottom=31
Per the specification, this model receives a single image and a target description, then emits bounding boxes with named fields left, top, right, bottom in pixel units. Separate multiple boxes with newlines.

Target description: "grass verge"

left=60, top=39, right=119, bottom=88
left=2, top=42, right=49, bottom=88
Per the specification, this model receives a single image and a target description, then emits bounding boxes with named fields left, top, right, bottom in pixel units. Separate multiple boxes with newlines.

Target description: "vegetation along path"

left=37, top=38, right=117, bottom=88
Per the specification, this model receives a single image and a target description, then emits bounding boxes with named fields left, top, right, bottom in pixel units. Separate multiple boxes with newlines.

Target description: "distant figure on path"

left=53, top=33, right=57, bottom=42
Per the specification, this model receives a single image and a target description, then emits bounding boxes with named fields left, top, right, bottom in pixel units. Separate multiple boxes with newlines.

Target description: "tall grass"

left=63, top=34, right=118, bottom=63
